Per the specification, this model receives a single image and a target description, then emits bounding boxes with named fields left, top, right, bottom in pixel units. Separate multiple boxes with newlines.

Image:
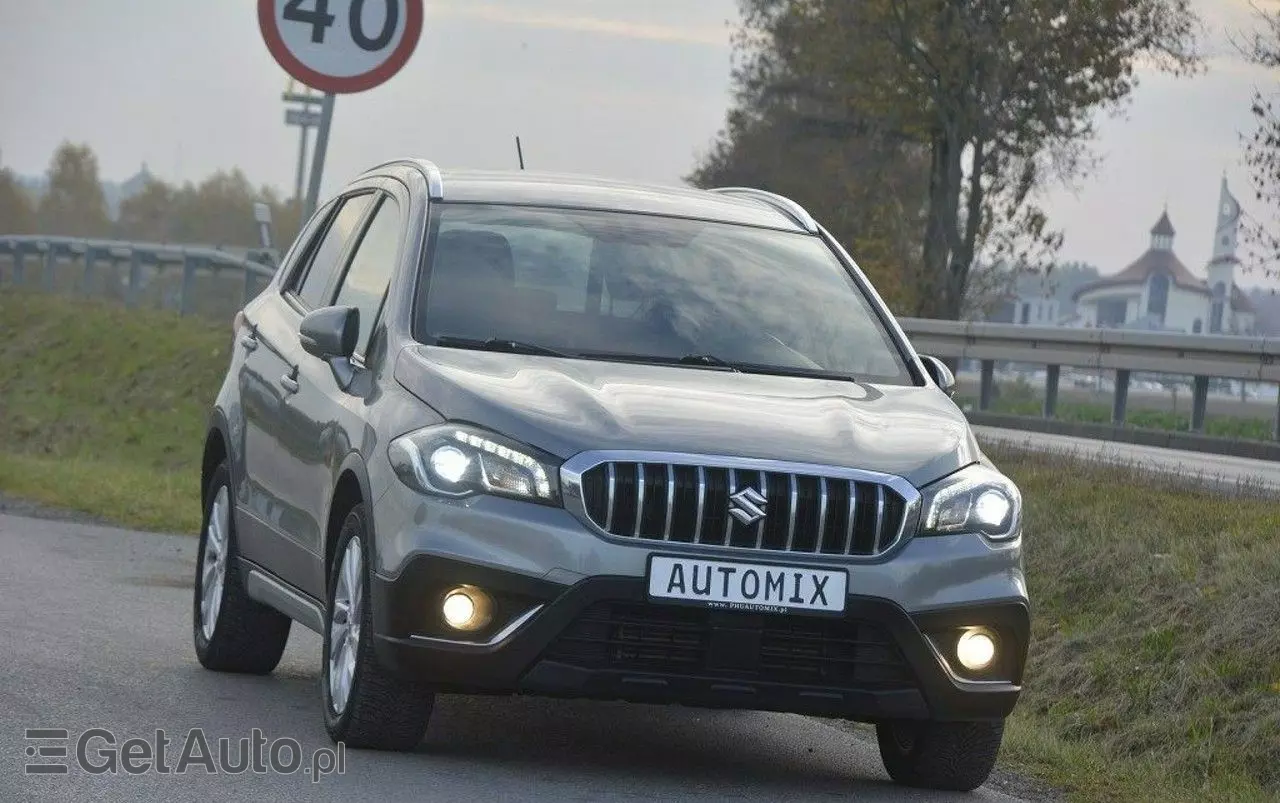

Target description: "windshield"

left=413, top=204, right=915, bottom=384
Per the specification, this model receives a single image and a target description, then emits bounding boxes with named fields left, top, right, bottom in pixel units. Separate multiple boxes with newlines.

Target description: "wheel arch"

left=201, top=411, right=233, bottom=512
left=326, top=453, right=376, bottom=584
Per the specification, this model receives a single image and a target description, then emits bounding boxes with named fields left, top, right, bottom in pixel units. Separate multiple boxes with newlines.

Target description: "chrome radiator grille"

left=571, top=459, right=914, bottom=558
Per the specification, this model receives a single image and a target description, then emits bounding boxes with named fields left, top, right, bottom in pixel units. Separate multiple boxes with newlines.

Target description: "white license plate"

left=647, top=555, right=847, bottom=615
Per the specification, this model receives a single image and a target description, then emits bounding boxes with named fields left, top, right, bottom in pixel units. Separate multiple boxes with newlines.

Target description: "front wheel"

left=876, top=719, right=1004, bottom=792
left=321, top=504, right=433, bottom=750
left=193, top=462, right=292, bottom=673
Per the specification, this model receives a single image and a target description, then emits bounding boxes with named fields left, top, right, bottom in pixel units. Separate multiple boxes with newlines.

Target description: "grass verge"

left=0, top=291, right=227, bottom=533
left=956, top=383, right=1276, bottom=442
left=1, top=291, right=1277, bottom=801
left=984, top=443, right=1280, bottom=802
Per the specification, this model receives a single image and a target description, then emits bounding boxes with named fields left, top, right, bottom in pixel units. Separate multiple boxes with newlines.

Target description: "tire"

left=193, top=462, right=292, bottom=674
left=875, top=719, right=1004, bottom=792
left=321, top=503, right=433, bottom=750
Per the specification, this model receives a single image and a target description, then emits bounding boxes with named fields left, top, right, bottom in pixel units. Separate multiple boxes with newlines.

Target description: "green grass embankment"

left=0, top=292, right=227, bottom=531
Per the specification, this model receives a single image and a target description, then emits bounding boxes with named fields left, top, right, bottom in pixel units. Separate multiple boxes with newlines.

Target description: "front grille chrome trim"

left=694, top=466, right=706, bottom=544
left=724, top=468, right=737, bottom=546
left=844, top=480, right=858, bottom=554
left=786, top=474, right=798, bottom=551
left=874, top=485, right=886, bottom=551
left=604, top=463, right=616, bottom=532
left=816, top=477, right=828, bottom=553
left=562, top=450, right=921, bottom=563
left=663, top=464, right=675, bottom=541
left=634, top=463, right=646, bottom=538
left=755, top=470, right=767, bottom=548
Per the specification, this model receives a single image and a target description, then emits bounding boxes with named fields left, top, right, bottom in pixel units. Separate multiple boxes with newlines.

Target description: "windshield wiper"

left=577, top=350, right=857, bottom=382
left=677, top=354, right=742, bottom=372
left=682, top=355, right=859, bottom=382
left=431, top=335, right=573, bottom=358
left=577, top=351, right=741, bottom=372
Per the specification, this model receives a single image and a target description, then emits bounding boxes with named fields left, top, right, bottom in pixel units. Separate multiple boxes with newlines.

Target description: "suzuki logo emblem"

left=728, top=487, right=768, bottom=526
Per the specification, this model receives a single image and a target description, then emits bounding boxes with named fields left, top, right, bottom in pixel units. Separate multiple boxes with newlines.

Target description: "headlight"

left=918, top=463, right=1021, bottom=540
left=388, top=424, right=561, bottom=505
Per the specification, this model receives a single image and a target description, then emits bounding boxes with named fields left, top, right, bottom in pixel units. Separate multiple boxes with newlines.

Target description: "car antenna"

left=515, top=135, right=526, bottom=170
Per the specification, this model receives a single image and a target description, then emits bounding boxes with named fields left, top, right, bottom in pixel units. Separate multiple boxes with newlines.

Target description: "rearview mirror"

left=300, top=306, right=359, bottom=360
left=919, top=355, right=956, bottom=397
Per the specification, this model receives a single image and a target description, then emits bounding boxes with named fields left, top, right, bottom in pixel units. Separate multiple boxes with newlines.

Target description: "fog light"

left=956, top=628, right=997, bottom=671
left=441, top=586, right=493, bottom=632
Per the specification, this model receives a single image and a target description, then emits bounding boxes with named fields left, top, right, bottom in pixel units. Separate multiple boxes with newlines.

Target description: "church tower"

left=1206, top=176, right=1241, bottom=334
left=1150, top=210, right=1175, bottom=252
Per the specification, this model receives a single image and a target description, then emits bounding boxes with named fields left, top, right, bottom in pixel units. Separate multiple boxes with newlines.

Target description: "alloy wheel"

left=328, top=537, right=364, bottom=715
left=199, top=486, right=230, bottom=641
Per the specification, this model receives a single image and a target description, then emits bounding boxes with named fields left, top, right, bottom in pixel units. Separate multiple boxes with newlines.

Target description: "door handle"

left=280, top=371, right=299, bottom=394
left=239, top=333, right=258, bottom=352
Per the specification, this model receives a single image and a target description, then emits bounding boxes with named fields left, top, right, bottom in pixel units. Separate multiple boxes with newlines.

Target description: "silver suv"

left=193, top=159, right=1028, bottom=792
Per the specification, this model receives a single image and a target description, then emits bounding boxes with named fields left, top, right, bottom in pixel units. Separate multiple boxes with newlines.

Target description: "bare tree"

left=1239, top=3, right=1280, bottom=275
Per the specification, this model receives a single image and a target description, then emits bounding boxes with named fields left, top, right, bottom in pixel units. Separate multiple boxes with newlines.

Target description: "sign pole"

left=294, top=123, right=310, bottom=205
left=304, top=92, right=336, bottom=222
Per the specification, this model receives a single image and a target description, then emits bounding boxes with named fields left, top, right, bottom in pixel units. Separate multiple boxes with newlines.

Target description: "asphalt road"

left=975, top=425, right=1280, bottom=492
left=0, top=513, right=1033, bottom=803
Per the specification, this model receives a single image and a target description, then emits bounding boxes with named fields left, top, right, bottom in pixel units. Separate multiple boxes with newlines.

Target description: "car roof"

left=360, top=161, right=815, bottom=233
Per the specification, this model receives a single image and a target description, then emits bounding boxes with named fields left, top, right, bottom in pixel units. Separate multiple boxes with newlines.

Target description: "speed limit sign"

left=258, top=0, right=424, bottom=94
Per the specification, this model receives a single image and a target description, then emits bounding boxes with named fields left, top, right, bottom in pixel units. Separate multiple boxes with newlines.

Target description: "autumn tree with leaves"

left=116, top=169, right=302, bottom=249
left=687, top=64, right=932, bottom=312
left=0, top=168, right=36, bottom=235
left=0, top=143, right=301, bottom=250
left=38, top=142, right=111, bottom=238
left=692, top=0, right=1201, bottom=319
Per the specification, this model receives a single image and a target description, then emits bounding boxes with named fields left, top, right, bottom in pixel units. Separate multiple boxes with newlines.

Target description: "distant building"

left=102, top=163, right=154, bottom=219
left=1069, top=178, right=1255, bottom=335
left=985, top=262, right=1100, bottom=326
left=1248, top=287, right=1280, bottom=336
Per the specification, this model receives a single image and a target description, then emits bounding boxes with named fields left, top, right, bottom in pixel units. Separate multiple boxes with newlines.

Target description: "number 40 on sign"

left=258, top=0, right=424, bottom=95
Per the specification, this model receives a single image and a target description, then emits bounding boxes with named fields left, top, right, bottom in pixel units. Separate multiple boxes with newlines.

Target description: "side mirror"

left=300, top=306, right=361, bottom=391
left=300, top=306, right=359, bottom=360
left=919, top=355, right=956, bottom=397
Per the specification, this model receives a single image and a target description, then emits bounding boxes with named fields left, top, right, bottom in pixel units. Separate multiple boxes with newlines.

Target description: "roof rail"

left=709, top=187, right=819, bottom=233
left=361, top=158, right=445, bottom=199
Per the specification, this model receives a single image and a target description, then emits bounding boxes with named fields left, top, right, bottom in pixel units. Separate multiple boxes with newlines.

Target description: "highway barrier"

left=0, top=235, right=276, bottom=316
left=900, top=317, right=1280, bottom=447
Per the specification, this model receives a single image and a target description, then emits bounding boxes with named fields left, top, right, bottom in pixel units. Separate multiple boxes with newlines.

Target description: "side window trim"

left=311, top=192, right=381, bottom=309
left=272, top=199, right=335, bottom=295
left=332, top=190, right=403, bottom=364
left=286, top=190, right=380, bottom=312
left=329, top=193, right=392, bottom=305
left=282, top=201, right=340, bottom=300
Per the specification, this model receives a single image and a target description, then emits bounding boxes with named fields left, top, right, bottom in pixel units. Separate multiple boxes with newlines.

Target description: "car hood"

left=394, top=346, right=979, bottom=488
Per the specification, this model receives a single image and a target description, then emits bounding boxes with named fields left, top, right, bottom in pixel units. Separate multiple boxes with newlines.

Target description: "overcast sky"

left=1, top=0, right=1276, bottom=287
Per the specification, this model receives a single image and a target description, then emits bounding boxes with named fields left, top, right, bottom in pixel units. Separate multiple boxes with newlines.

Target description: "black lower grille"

left=543, top=602, right=917, bottom=691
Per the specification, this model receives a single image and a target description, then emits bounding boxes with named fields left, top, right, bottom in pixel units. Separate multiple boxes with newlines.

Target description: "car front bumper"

left=369, top=548, right=1029, bottom=723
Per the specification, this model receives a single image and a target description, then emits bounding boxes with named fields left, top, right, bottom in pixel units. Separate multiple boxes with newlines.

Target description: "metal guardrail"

left=0, top=235, right=277, bottom=315
left=899, top=318, right=1280, bottom=442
